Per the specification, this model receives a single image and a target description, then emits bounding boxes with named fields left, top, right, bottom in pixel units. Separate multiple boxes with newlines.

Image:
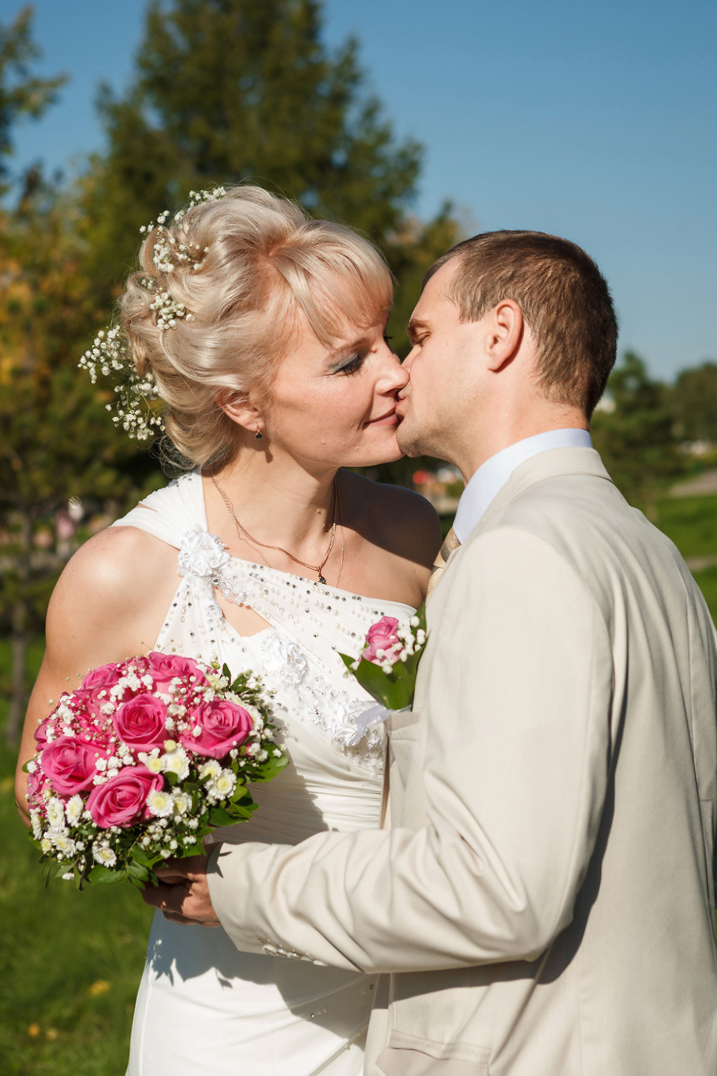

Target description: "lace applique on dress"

left=178, top=529, right=255, bottom=630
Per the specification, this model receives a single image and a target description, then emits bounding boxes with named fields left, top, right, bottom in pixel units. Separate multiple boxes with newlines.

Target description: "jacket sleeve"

left=208, top=527, right=615, bottom=973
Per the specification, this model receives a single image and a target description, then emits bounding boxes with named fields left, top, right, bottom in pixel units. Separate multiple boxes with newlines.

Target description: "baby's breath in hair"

left=79, top=186, right=227, bottom=441
left=79, top=326, right=163, bottom=441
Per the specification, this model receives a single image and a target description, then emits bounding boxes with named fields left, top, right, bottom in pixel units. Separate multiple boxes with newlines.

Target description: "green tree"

left=0, top=5, right=66, bottom=197
left=591, top=351, right=685, bottom=517
left=671, top=361, right=717, bottom=444
left=79, top=0, right=462, bottom=342
left=0, top=10, right=154, bottom=744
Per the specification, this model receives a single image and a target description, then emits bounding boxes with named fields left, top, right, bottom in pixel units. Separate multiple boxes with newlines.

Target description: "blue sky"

left=7, top=0, right=716, bottom=381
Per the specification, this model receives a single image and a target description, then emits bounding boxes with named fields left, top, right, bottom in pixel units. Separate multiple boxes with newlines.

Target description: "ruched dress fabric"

left=114, top=473, right=414, bottom=1076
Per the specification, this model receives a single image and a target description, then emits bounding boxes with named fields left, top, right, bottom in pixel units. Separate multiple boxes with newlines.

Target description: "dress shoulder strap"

left=111, top=472, right=206, bottom=551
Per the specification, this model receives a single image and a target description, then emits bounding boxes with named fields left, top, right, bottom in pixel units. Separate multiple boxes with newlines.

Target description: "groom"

left=146, top=231, right=717, bottom=1075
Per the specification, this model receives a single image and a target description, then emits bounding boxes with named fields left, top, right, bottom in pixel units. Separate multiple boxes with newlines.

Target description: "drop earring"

left=255, top=430, right=263, bottom=440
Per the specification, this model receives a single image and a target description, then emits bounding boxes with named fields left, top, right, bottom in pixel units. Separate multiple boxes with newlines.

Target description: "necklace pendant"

left=318, top=574, right=326, bottom=584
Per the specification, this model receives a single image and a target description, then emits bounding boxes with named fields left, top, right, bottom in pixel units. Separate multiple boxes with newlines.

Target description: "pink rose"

left=146, top=651, right=208, bottom=691
left=362, top=616, right=401, bottom=664
left=113, top=693, right=168, bottom=752
left=26, top=766, right=47, bottom=805
left=81, top=662, right=124, bottom=692
left=181, top=699, right=253, bottom=759
left=87, top=766, right=164, bottom=828
left=34, top=719, right=51, bottom=747
left=40, top=736, right=108, bottom=795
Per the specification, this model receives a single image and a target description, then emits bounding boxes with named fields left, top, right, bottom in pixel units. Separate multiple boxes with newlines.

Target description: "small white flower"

left=164, top=740, right=177, bottom=752
left=199, top=760, right=221, bottom=781
left=147, top=790, right=174, bottom=818
left=61, top=872, right=74, bottom=881
left=207, top=769, right=237, bottom=801
left=172, top=791, right=192, bottom=816
left=92, top=843, right=117, bottom=867
left=162, top=746, right=190, bottom=781
left=53, top=833, right=77, bottom=856
left=65, top=795, right=84, bottom=825
left=46, top=797, right=66, bottom=829
left=40, top=838, right=53, bottom=854
left=30, top=811, right=43, bottom=840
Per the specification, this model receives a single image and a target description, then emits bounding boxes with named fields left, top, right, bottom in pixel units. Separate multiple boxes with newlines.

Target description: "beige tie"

left=426, top=526, right=461, bottom=599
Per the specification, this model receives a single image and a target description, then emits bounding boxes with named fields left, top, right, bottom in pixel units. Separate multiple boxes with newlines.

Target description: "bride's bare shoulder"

left=57, top=523, right=177, bottom=605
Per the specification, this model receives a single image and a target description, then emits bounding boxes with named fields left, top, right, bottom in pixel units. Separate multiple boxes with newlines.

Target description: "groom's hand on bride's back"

left=142, top=854, right=221, bottom=927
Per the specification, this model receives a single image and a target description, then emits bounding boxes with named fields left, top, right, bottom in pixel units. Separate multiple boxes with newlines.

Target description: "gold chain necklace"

left=211, top=475, right=339, bottom=584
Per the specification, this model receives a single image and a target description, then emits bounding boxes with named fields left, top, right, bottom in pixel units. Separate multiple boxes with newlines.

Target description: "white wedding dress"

left=113, top=473, right=413, bottom=1076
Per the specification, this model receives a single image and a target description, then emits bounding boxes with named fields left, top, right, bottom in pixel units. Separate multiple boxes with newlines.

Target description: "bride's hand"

left=142, top=854, right=221, bottom=927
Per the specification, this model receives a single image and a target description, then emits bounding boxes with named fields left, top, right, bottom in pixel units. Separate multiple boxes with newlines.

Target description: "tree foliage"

left=591, top=351, right=685, bottom=514
left=81, top=0, right=436, bottom=298
left=671, top=362, right=717, bottom=444
left=0, top=5, right=66, bottom=196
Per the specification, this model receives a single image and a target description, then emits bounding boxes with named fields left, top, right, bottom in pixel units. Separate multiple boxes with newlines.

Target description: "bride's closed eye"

left=336, top=353, right=366, bottom=376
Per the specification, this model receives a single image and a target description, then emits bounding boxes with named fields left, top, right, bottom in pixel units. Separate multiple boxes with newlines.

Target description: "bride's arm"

left=14, top=526, right=179, bottom=824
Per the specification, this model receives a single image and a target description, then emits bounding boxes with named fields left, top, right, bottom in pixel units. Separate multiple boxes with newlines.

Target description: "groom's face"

left=396, top=259, right=483, bottom=462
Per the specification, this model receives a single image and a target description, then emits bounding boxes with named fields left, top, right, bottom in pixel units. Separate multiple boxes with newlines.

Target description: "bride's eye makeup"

left=336, top=353, right=366, bottom=376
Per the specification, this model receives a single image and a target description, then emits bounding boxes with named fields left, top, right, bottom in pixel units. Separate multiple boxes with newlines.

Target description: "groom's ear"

left=484, top=299, right=524, bottom=372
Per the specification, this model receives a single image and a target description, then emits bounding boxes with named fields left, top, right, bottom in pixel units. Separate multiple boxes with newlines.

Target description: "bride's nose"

left=376, top=349, right=409, bottom=395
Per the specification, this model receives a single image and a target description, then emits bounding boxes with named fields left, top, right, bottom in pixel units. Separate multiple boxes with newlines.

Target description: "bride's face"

left=262, top=310, right=408, bottom=470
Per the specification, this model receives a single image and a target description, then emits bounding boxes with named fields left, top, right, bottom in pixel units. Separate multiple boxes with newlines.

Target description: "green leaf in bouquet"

left=338, top=652, right=413, bottom=710
left=164, top=770, right=179, bottom=786
left=130, top=844, right=160, bottom=869
left=249, top=753, right=289, bottom=783
left=88, top=864, right=127, bottom=884
left=127, top=859, right=152, bottom=884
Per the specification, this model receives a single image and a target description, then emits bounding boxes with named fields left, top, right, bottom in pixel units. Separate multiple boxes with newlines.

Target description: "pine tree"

left=80, top=0, right=459, bottom=318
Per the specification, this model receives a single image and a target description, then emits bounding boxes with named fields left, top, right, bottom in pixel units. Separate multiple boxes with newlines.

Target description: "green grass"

left=0, top=641, right=153, bottom=1075
left=655, top=495, right=717, bottom=560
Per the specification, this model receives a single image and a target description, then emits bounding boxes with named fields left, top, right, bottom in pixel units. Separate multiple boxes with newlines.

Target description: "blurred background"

left=0, top=1, right=715, bottom=1071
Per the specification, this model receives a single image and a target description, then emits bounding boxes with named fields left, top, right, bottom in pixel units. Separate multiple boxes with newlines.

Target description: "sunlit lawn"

left=2, top=492, right=717, bottom=1073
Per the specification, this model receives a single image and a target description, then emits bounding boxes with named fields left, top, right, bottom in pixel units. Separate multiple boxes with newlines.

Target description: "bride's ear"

left=216, top=389, right=263, bottom=433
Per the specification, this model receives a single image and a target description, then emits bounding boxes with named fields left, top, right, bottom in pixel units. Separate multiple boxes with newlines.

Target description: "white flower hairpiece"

left=79, top=186, right=227, bottom=441
left=140, top=187, right=226, bottom=274
left=79, top=327, right=163, bottom=441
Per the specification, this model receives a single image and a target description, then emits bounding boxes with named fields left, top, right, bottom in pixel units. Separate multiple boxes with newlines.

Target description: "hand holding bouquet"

left=25, top=652, right=286, bottom=889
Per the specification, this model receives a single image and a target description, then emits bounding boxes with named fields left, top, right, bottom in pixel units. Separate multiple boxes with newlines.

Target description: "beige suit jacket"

left=209, top=448, right=717, bottom=1076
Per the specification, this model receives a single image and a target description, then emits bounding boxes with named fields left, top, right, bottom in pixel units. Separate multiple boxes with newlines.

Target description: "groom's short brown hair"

left=426, top=231, right=618, bottom=417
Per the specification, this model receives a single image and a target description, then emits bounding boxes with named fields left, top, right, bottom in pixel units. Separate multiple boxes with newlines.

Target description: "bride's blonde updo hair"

left=119, top=186, right=393, bottom=468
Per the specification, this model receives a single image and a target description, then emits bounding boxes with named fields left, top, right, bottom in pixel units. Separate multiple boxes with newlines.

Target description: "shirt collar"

left=452, top=428, right=593, bottom=542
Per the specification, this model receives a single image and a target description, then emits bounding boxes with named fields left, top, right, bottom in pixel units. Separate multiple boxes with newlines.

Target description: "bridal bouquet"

left=25, top=652, right=286, bottom=889
left=340, top=604, right=427, bottom=712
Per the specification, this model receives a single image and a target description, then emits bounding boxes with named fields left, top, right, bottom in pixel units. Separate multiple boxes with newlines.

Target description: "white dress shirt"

left=452, top=428, right=593, bottom=542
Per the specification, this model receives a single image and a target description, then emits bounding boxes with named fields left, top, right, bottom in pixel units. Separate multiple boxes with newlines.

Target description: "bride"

left=15, top=186, right=441, bottom=1075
